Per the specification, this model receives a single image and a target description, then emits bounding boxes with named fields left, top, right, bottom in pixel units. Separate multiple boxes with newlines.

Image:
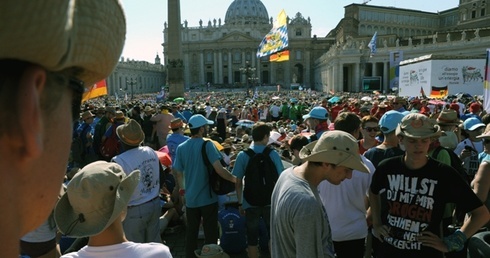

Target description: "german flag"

left=270, top=50, right=289, bottom=62
left=82, top=80, right=108, bottom=102
left=429, top=85, right=448, bottom=98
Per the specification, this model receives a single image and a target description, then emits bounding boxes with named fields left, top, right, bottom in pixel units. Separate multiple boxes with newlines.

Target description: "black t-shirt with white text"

left=370, top=156, right=482, bottom=257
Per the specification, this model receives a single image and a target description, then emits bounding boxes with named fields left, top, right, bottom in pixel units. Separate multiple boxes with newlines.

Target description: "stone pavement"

left=162, top=226, right=270, bottom=258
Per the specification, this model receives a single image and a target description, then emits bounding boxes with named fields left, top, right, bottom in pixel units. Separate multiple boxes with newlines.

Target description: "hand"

left=372, top=224, right=390, bottom=242
left=417, top=231, right=449, bottom=253
left=460, top=149, right=472, bottom=160
left=238, top=206, right=245, bottom=216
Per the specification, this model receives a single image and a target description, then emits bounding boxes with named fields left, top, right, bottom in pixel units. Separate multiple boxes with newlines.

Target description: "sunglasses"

left=364, top=127, right=380, bottom=132
left=69, top=78, right=85, bottom=121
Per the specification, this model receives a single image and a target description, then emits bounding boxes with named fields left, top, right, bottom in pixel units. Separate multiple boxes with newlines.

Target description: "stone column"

left=228, top=51, right=232, bottom=84
left=166, top=0, right=184, bottom=97
left=214, top=51, right=218, bottom=84
left=218, top=51, right=223, bottom=84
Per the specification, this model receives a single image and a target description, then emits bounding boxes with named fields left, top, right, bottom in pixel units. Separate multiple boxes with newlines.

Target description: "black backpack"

left=243, top=147, right=279, bottom=206
left=201, top=140, right=235, bottom=196
left=432, top=146, right=470, bottom=185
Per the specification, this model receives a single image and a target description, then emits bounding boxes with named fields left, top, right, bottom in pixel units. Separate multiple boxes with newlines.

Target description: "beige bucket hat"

left=396, top=113, right=442, bottom=138
left=0, top=0, right=126, bottom=86
left=299, top=130, right=369, bottom=173
left=54, top=161, right=139, bottom=237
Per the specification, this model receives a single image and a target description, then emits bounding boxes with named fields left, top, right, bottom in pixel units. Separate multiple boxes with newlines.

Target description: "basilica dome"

left=224, top=0, right=269, bottom=25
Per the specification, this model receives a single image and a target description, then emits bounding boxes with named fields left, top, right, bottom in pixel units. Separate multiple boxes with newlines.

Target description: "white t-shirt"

left=318, top=156, right=375, bottom=241
left=112, top=147, right=161, bottom=206
left=61, top=242, right=172, bottom=258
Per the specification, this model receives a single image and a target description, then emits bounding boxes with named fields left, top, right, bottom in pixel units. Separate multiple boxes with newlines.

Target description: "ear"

left=16, top=66, right=46, bottom=161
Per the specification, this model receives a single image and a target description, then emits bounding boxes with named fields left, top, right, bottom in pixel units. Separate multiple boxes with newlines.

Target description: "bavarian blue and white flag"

left=367, top=31, right=377, bottom=57
left=257, top=9, right=288, bottom=58
left=156, top=87, right=165, bottom=103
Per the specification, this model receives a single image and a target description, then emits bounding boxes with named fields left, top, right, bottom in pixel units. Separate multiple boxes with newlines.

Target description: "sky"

left=120, top=0, right=459, bottom=63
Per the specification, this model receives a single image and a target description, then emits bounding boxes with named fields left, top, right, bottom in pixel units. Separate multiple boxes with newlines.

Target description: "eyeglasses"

left=69, top=78, right=85, bottom=121
left=364, top=127, right=380, bottom=132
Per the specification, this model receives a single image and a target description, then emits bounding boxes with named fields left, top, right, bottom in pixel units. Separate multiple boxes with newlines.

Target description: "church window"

left=296, top=29, right=302, bottom=36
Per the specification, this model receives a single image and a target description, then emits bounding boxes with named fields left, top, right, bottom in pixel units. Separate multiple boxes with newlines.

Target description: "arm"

left=212, top=160, right=236, bottom=183
left=369, top=189, right=389, bottom=241
left=460, top=205, right=490, bottom=238
left=472, top=161, right=490, bottom=203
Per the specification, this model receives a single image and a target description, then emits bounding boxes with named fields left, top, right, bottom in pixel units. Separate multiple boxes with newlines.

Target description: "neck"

left=293, top=162, right=323, bottom=187
left=403, top=154, right=428, bottom=170
left=88, top=220, right=128, bottom=247
left=363, top=137, right=377, bottom=146
left=381, top=134, right=399, bottom=148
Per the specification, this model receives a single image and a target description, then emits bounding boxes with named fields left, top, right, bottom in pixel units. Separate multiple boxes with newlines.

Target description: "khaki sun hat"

left=81, top=111, right=95, bottom=121
left=396, top=113, right=442, bottom=138
left=54, top=161, right=139, bottom=237
left=299, top=130, right=369, bottom=173
left=0, top=0, right=126, bottom=86
left=116, top=119, right=145, bottom=146
left=195, top=244, right=230, bottom=258
left=436, top=109, right=461, bottom=125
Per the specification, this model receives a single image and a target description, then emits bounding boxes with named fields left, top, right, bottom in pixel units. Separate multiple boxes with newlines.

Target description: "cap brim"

left=467, top=124, right=485, bottom=131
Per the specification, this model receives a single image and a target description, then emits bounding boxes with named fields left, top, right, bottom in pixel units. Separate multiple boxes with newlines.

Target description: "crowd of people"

left=4, top=1, right=490, bottom=258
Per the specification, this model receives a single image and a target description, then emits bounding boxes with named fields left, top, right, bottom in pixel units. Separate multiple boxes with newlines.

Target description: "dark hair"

left=334, top=112, right=361, bottom=134
left=289, top=135, right=309, bottom=151
left=190, top=127, right=201, bottom=136
left=361, top=115, right=379, bottom=127
left=251, top=122, right=271, bottom=142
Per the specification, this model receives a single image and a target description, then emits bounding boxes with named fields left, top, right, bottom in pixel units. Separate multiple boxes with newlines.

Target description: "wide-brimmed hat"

left=169, top=118, right=184, bottom=129
left=476, top=124, right=490, bottom=139
left=81, top=111, right=95, bottom=121
left=0, top=0, right=126, bottom=86
left=396, top=113, right=442, bottom=138
left=114, top=111, right=125, bottom=120
left=143, top=106, right=154, bottom=112
left=116, top=119, right=145, bottom=146
left=393, top=96, right=407, bottom=104
left=299, top=130, right=369, bottom=173
left=436, top=110, right=461, bottom=125
left=195, top=244, right=230, bottom=258
left=54, top=161, right=139, bottom=237
left=189, top=114, right=214, bottom=129
left=379, top=110, right=405, bottom=134
left=302, top=107, right=329, bottom=120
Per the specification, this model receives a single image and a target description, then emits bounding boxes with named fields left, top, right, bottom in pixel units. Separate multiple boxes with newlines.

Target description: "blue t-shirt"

left=232, top=145, right=284, bottom=209
left=218, top=207, right=247, bottom=254
left=166, top=133, right=190, bottom=159
left=173, top=138, right=222, bottom=208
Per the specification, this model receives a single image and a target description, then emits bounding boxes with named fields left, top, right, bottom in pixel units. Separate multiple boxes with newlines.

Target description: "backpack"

left=431, top=146, right=469, bottom=185
left=100, top=124, right=120, bottom=161
left=243, top=147, right=279, bottom=206
left=201, top=140, right=235, bottom=196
